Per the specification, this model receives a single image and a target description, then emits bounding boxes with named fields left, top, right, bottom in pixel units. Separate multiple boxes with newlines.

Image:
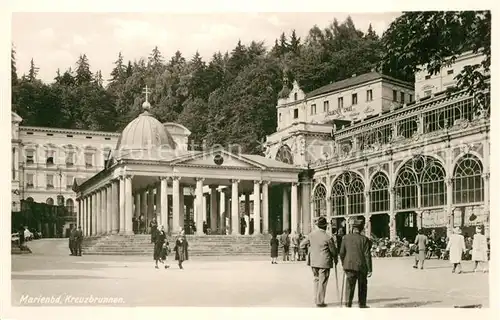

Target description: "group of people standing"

left=151, top=225, right=189, bottom=270
left=68, top=225, right=83, bottom=256
left=414, top=226, right=489, bottom=273
left=270, top=230, right=307, bottom=264
left=278, top=217, right=372, bottom=308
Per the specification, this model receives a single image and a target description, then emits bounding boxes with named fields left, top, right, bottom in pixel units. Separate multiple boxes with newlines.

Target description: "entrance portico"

left=73, top=97, right=305, bottom=238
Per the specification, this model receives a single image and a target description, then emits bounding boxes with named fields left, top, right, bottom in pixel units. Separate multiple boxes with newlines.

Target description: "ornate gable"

left=171, top=149, right=265, bottom=169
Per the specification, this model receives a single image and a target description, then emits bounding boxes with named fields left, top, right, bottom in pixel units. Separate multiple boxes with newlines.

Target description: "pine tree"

left=365, top=23, right=378, bottom=40
left=279, top=32, right=289, bottom=55
left=110, top=52, right=125, bottom=82
left=75, top=54, right=92, bottom=85
left=27, top=58, right=39, bottom=82
left=11, top=45, right=18, bottom=86
left=289, top=30, right=301, bottom=54
left=94, top=70, right=104, bottom=87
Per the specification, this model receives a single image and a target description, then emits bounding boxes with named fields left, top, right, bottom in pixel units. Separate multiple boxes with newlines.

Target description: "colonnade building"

left=265, top=52, right=490, bottom=239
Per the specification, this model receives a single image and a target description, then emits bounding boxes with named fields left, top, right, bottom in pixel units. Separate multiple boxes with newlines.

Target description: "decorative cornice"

left=20, top=125, right=121, bottom=138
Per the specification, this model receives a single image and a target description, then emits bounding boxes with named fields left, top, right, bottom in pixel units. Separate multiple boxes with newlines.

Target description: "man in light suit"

left=339, top=218, right=372, bottom=308
left=300, top=216, right=338, bottom=307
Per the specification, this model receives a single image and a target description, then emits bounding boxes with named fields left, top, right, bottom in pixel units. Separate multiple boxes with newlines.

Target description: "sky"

left=12, top=12, right=401, bottom=84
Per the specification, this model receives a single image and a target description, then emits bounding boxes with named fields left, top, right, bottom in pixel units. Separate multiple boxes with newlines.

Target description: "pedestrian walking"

left=339, top=219, right=372, bottom=308
left=281, top=229, right=290, bottom=261
left=270, top=233, right=279, bottom=264
left=75, top=226, right=83, bottom=256
left=150, top=217, right=158, bottom=243
left=472, top=226, right=488, bottom=273
left=291, top=231, right=300, bottom=261
left=299, top=216, right=338, bottom=307
left=68, top=225, right=76, bottom=256
left=154, top=225, right=167, bottom=269
left=446, top=227, right=466, bottom=274
left=174, top=230, right=189, bottom=269
left=413, top=229, right=428, bottom=269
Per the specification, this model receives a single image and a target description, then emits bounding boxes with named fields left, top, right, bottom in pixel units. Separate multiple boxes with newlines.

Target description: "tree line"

left=11, top=12, right=490, bottom=154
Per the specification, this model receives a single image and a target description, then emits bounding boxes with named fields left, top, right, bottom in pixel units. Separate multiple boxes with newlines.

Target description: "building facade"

left=266, top=53, right=490, bottom=240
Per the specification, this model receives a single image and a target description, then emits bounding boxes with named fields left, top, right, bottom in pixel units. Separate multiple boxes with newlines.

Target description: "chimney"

left=351, top=74, right=356, bottom=78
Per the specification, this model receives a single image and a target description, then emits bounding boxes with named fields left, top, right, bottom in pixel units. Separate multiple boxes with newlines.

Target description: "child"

left=161, top=240, right=170, bottom=269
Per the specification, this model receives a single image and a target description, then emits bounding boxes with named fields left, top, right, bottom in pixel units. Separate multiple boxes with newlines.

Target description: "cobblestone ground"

left=11, top=240, right=489, bottom=308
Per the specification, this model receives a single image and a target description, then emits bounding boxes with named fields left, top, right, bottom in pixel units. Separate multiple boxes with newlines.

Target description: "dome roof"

left=116, top=110, right=176, bottom=151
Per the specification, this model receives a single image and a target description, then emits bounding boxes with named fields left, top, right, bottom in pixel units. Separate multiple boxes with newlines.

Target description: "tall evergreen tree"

left=11, top=45, right=18, bottom=86
left=289, top=30, right=301, bottom=55
left=75, top=54, right=92, bottom=85
left=27, top=58, right=39, bottom=82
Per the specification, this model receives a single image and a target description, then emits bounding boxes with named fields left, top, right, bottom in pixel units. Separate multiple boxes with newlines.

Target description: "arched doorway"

left=394, top=156, right=446, bottom=240
left=331, top=171, right=366, bottom=235
left=369, top=172, right=390, bottom=238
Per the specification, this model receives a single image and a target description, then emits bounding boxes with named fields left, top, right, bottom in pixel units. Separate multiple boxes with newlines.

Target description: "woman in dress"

left=174, top=230, right=189, bottom=269
left=472, top=226, right=488, bottom=273
left=270, top=233, right=279, bottom=264
left=446, top=227, right=466, bottom=274
left=153, top=225, right=167, bottom=269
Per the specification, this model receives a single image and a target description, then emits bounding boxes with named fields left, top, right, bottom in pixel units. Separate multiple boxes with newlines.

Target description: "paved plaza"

left=10, top=240, right=489, bottom=308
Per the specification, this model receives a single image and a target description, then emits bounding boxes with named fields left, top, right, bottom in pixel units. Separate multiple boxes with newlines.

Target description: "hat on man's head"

left=317, top=216, right=328, bottom=229
left=351, top=218, right=364, bottom=230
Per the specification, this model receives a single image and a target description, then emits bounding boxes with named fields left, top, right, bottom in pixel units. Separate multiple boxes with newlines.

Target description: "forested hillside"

left=11, top=12, right=490, bottom=154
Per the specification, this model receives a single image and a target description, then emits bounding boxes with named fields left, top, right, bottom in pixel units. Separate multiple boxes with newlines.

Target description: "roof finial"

left=142, top=85, right=152, bottom=110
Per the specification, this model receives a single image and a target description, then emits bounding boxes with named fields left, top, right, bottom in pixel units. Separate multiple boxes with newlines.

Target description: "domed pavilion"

left=73, top=89, right=307, bottom=237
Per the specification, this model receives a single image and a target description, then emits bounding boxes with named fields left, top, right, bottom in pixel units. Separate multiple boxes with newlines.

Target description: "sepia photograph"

left=5, top=6, right=492, bottom=313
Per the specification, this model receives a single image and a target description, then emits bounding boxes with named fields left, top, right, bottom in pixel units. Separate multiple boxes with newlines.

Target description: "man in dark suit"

left=69, top=225, right=76, bottom=256
left=281, top=229, right=290, bottom=261
left=300, top=216, right=338, bottom=307
left=75, top=226, right=83, bottom=256
left=339, top=219, right=372, bottom=308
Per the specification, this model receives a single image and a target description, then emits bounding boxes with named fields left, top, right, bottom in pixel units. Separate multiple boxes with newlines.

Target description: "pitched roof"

left=240, top=154, right=300, bottom=170
left=305, top=72, right=413, bottom=99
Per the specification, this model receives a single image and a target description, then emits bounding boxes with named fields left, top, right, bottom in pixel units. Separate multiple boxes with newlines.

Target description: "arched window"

left=46, top=197, right=54, bottom=205
left=453, top=154, right=484, bottom=204
left=394, top=166, right=418, bottom=210
left=348, top=177, right=365, bottom=214
left=275, top=145, right=293, bottom=164
left=331, top=172, right=365, bottom=216
left=66, top=198, right=75, bottom=215
left=421, top=160, right=446, bottom=207
left=394, top=156, right=446, bottom=210
left=370, top=172, right=389, bottom=212
left=312, top=184, right=327, bottom=217
left=26, top=197, right=34, bottom=202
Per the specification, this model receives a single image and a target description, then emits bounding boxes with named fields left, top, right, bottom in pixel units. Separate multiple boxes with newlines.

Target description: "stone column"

left=135, top=192, right=141, bottom=218
left=195, top=178, right=205, bottom=235
left=219, top=188, right=226, bottom=232
left=231, top=179, right=239, bottom=235
left=96, top=190, right=101, bottom=235
left=76, top=198, right=81, bottom=229
left=244, top=193, right=250, bottom=235
left=202, top=194, right=207, bottom=224
left=106, top=184, right=112, bottom=233
left=210, top=186, right=218, bottom=233
left=92, top=192, right=97, bottom=236
left=300, top=181, right=311, bottom=235
left=262, top=181, right=270, bottom=234
left=124, top=175, right=133, bottom=234
left=101, top=188, right=107, bottom=235
left=141, top=190, right=147, bottom=217
left=160, top=177, right=169, bottom=230
left=111, top=179, right=119, bottom=234
left=389, top=188, right=396, bottom=241
left=483, top=173, right=490, bottom=237
left=172, top=177, right=181, bottom=233
left=253, top=181, right=261, bottom=235
left=156, top=184, right=161, bottom=222
left=85, top=196, right=90, bottom=236
left=446, top=177, right=453, bottom=238
left=291, top=182, right=298, bottom=234
left=82, top=197, right=87, bottom=236
left=325, top=176, right=332, bottom=232
left=416, top=210, right=423, bottom=229
left=147, top=187, right=154, bottom=222
left=282, top=186, right=290, bottom=232
left=119, top=177, right=125, bottom=234
left=179, top=185, right=185, bottom=231
left=225, top=190, right=231, bottom=234
left=364, top=191, right=371, bottom=238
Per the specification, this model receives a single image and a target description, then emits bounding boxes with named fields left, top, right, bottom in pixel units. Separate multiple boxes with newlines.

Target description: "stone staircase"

left=82, top=234, right=273, bottom=256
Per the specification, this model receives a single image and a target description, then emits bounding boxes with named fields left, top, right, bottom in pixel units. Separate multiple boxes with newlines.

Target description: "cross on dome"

left=142, top=85, right=152, bottom=110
